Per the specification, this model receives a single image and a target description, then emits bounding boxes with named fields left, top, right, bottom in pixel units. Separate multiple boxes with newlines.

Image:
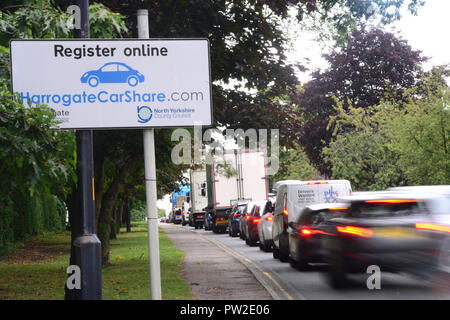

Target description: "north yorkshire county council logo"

left=137, top=105, right=152, bottom=123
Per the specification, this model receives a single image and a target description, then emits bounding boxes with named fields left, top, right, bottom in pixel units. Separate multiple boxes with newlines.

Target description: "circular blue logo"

left=137, top=106, right=152, bottom=123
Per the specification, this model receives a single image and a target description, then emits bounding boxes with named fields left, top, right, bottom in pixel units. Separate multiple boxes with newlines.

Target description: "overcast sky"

left=290, top=0, right=450, bottom=83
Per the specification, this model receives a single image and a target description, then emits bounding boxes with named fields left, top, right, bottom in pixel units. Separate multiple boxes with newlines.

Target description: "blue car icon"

left=80, top=62, right=145, bottom=87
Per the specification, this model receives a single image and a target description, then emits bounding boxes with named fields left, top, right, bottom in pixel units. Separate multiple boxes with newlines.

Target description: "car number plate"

left=373, top=227, right=424, bottom=239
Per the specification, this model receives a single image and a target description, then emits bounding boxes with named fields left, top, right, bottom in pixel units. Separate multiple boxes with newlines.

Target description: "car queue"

left=165, top=181, right=450, bottom=289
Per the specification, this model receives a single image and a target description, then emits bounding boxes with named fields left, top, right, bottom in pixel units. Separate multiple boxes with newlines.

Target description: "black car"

left=191, top=210, right=206, bottom=229
left=228, top=201, right=249, bottom=237
left=320, top=191, right=450, bottom=289
left=288, top=203, right=349, bottom=270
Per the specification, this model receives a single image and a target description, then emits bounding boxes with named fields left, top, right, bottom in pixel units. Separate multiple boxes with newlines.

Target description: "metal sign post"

left=137, top=9, right=162, bottom=300
left=67, top=0, right=102, bottom=300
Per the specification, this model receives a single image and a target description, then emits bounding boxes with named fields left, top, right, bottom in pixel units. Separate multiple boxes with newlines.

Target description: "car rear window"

left=300, top=209, right=346, bottom=225
left=237, top=205, right=247, bottom=214
left=350, top=202, right=424, bottom=218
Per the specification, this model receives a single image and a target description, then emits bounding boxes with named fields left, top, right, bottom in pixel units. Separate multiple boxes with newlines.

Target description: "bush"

left=0, top=82, right=75, bottom=257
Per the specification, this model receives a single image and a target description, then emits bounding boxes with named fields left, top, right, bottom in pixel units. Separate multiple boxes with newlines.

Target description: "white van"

left=272, top=180, right=352, bottom=261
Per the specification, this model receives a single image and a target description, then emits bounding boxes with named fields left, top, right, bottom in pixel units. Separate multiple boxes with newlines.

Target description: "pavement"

left=160, top=223, right=273, bottom=300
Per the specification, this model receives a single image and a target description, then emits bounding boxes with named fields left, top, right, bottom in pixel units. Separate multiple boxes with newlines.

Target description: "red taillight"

left=233, top=213, right=241, bottom=218
left=365, top=199, right=424, bottom=204
left=307, top=181, right=328, bottom=185
left=416, top=223, right=450, bottom=233
left=300, top=227, right=313, bottom=236
left=245, top=215, right=251, bottom=221
left=299, top=227, right=334, bottom=237
left=253, top=218, right=261, bottom=224
left=217, top=217, right=224, bottom=221
left=265, top=213, right=273, bottom=221
left=283, top=209, right=288, bottom=216
left=337, top=226, right=373, bottom=237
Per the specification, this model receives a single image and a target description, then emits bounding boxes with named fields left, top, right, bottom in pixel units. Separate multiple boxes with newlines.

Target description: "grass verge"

left=0, top=221, right=192, bottom=300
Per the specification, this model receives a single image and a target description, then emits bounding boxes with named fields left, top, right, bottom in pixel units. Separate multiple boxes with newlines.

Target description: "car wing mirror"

left=288, top=221, right=296, bottom=229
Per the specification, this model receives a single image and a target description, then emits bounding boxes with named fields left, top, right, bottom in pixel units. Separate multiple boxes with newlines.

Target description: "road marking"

left=193, top=230, right=301, bottom=300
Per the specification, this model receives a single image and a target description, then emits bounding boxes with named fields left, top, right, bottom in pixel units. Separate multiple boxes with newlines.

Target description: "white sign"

left=10, top=39, right=213, bottom=129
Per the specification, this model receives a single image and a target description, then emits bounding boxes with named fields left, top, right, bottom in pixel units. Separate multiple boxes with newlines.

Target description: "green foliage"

left=0, top=1, right=127, bottom=42
left=324, top=72, right=449, bottom=191
left=88, top=2, right=128, bottom=38
left=130, top=199, right=146, bottom=221
left=0, top=83, right=75, bottom=257
left=272, top=144, right=322, bottom=183
left=390, top=75, right=449, bottom=185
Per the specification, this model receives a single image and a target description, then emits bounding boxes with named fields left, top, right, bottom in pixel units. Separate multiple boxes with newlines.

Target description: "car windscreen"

left=237, top=205, right=247, bottom=214
left=349, top=202, right=425, bottom=218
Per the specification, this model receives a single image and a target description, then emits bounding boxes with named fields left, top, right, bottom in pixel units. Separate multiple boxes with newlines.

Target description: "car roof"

left=273, top=180, right=350, bottom=192
left=305, top=202, right=349, bottom=212
left=272, top=180, right=303, bottom=192
left=388, top=185, right=450, bottom=196
left=337, top=190, right=442, bottom=203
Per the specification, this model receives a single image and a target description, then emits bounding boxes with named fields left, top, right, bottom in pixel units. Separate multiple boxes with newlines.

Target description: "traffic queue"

left=167, top=179, right=450, bottom=290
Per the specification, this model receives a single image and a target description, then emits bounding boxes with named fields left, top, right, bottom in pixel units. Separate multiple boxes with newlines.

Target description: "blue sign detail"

left=324, top=187, right=339, bottom=203
left=137, top=105, right=152, bottom=123
left=80, top=62, right=145, bottom=87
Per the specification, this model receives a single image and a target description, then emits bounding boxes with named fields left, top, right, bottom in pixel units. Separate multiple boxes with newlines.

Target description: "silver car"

left=258, top=199, right=276, bottom=252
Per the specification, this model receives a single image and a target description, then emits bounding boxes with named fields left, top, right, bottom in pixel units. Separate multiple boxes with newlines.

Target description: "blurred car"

left=320, top=190, right=450, bottom=289
left=173, top=208, right=183, bottom=224
left=168, top=210, right=174, bottom=223
left=228, top=201, right=249, bottom=237
left=189, top=208, right=205, bottom=229
left=288, top=203, right=348, bottom=270
left=244, top=200, right=269, bottom=246
left=181, top=202, right=191, bottom=226
left=258, top=200, right=276, bottom=252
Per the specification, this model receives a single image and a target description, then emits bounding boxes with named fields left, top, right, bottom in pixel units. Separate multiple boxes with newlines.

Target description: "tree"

left=390, top=70, right=449, bottom=185
left=0, top=83, right=75, bottom=256
left=323, top=69, right=449, bottom=190
left=292, top=26, right=428, bottom=175
left=271, top=144, right=323, bottom=185
left=50, top=0, right=426, bottom=148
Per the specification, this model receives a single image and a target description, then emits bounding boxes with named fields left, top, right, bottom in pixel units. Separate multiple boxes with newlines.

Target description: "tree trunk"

left=97, top=158, right=140, bottom=266
left=94, top=156, right=106, bottom=235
